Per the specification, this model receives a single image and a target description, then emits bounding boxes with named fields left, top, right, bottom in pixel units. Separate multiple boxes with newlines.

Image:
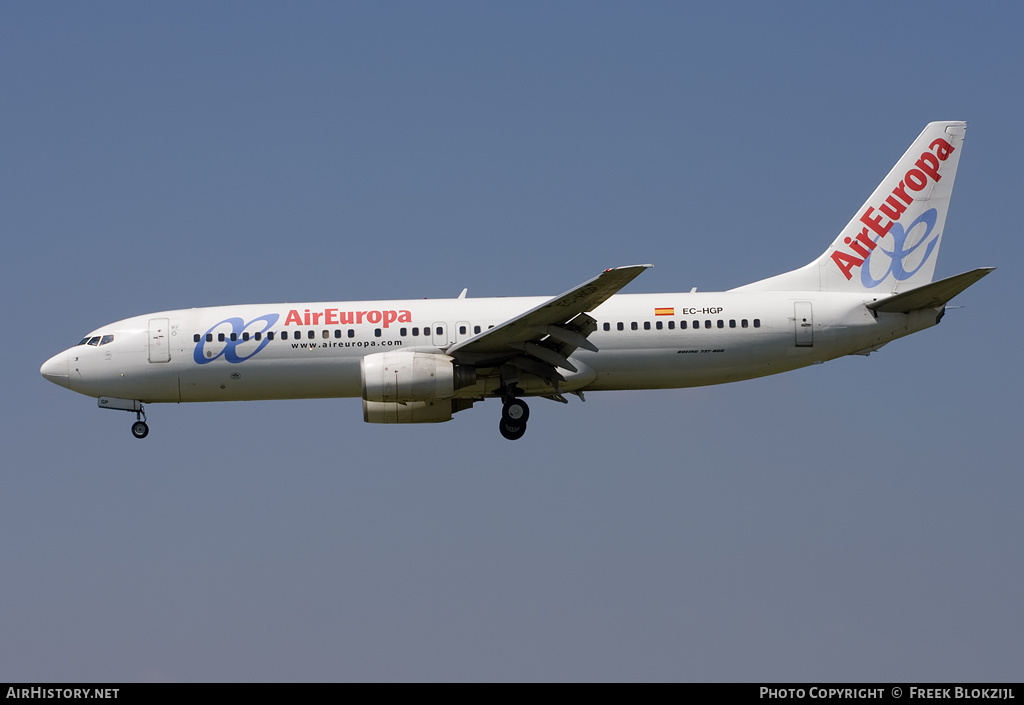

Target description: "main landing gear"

left=499, top=389, right=530, bottom=441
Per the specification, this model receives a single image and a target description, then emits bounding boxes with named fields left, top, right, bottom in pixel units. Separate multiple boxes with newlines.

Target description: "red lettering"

left=860, top=207, right=892, bottom=238
left=930, top=137, right=954, bottom=160
left=915, top=152, right=941, bottom=181
left=878, top=195, right=908, bottom=221
left=844, top=237, right=872, bottom=259
left=891, top=181, right=914, bottom=206
left=277, top=308, right=411, bottom=328
left=854, top=228, right=878, bottom=251
left=904, top=168, right=928, bottom=191
left=830, top=251, right=864, bottom=281
left=832, top=131, right=959, bottom=281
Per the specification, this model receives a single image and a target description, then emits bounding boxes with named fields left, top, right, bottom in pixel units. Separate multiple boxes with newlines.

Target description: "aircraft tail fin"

left=732, top=121, right=967, bottom=294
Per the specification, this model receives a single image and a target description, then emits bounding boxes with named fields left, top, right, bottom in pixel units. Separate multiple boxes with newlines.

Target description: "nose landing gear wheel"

left=131, top=421, right=150, bottom=439
left=499, top=419, right=527, bottom=441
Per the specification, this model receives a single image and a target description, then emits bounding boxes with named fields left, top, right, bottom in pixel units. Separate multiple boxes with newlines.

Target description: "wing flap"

left=531, top=323, right=599, bottom=353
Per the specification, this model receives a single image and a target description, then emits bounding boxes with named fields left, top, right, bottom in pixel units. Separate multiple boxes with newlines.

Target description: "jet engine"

left=360, top=351, right=476, bottom=403
left=363, top=399, right=465, bottom=424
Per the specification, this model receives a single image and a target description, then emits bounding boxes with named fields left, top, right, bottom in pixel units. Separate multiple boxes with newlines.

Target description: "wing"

left=446, top=265, right=651, bottom=385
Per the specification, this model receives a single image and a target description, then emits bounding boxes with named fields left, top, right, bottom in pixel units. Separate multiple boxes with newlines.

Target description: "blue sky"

left=3, top=1, right=1021, bottom=682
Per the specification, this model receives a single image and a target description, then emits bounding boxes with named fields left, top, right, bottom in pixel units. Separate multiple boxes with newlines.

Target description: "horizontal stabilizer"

left=867, top=267, right=994, bottom=313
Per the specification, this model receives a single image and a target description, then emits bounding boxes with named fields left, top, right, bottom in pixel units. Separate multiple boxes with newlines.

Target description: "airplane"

left=41, top=121, right=992, bottom=441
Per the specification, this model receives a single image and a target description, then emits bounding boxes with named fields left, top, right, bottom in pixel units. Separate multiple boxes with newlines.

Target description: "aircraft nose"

left=41, top=351, right=70, bottom=389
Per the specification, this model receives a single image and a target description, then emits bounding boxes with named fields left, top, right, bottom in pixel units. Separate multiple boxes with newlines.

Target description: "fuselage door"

left=794, top=301, right=813, bottom=347
left=431, top=322, right=448, bottom=348
left=149, top=318, right=171, bottom=362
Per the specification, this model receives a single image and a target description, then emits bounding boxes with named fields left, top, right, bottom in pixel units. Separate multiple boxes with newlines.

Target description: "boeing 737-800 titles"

left=41, top=122, right=992, bottom=440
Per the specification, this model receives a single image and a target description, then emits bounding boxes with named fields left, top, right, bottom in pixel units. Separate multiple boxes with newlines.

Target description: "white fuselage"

left=42, top=290, right=940, bottom=405
left=38, top=122, right=983, bottom=441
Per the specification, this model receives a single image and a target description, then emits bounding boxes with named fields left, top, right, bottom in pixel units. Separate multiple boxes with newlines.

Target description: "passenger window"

left=348, top=330, right=354, bottom=338
left=206, top=333, right=213, bottom=342
left=717, top=320, right=724, bottom=329
left=603, top=322, right=610, bottom=331
left=435, top=327, right=443, bottom=336
left=617, top=322, right=624, bottom=331
left=218, top=333, right=226, bottom=342
left=693, top=320, right=699, bottom=329
left=375, top=328, right=382, bottom=337
left=322, top=330, right=329, bottom=339
left=704, top=320, right=712, bottom=329
left=644, top=321, right=651, bottom=330
left=729, top=320, right=736, bottom=328
left=741, top=319, right=748, bottom=328
left=459, top=325, right=467, bottom=335
left=474, top=325, right=481, bottom=334
left=631, top=322, right=638, bottom=331
left=680, top=321, right=687, bottom=329
left=194, top=334, right=201, bottom=343
left=254, top=332, right=261, bottom=340
left=753, top=319, right=761, bottom=328
left=268, top=331, right=275, bottom=340
left=335, top=329, right=342, bottom=338
left=656, top=321, right=663, bottom=330
left=281, top=331, right=288, bottom=340
left=412, top=327, right=419, bottom=336
left=230, top=333, right=237, bottom=341
left=242, top=332, right=250, bottom=341
left=668, top=321, right=675, bottom=330
left=400, top=328, right=407, bottom=336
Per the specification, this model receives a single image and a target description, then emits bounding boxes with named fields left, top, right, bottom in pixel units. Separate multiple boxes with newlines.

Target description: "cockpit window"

left=77, top=337, right=91, bottom=346
left=87, top=336, right=101, bottom=346
left=99, top=335, right=114, bottom=345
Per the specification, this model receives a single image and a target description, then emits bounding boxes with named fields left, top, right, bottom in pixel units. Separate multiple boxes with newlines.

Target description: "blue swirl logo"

left=193, top=313, right=279, bottom=364
left=861, top=208, right=940, bottom=288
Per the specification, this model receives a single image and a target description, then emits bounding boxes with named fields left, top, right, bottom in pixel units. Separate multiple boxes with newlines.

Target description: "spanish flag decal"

left=654, top=307, right=674, bottom=316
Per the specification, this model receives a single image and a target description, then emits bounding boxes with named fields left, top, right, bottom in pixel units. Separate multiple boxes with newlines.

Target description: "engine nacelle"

left=360, top=351, right=475, bottom=403
left=362, top=399, right=455, bottom=424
